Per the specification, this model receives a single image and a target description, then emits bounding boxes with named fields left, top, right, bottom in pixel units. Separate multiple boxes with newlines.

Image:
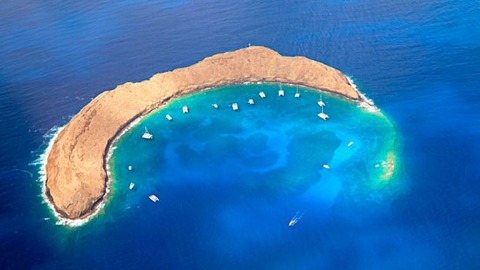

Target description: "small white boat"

left=232, top=103, right=239, bottom=111
left=278, top=89, right=284, bottom=96
left=294, top=89, right=300, bottom=98
left=259, top=91, right=266, bottom=98
left=347, top=141, right=354, bottom=147
left=129, top=182, right=135, bottom=190
left=317, top=96, right=326, bottom=107
left=318, top=107, right=329, bottom=120
left=323, top=164, right=330, bottom=169
left=142, top=128, right=153, bottom=139
left=149, top=195, right=159, bottom=202
left=288, top=211, right=304, bottom=227
left=128, top=165, right=133, bottom=171
left=182, top=106, right=189, bottom=114
left=166, top=114, right=173, bottom=121
left=212, top=103, right=219, bottom=109
left=248, top=99, right=254, bottom=105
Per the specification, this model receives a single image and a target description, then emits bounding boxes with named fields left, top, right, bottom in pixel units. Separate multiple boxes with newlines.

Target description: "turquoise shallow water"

left=101, top=84, right=400, bottom=268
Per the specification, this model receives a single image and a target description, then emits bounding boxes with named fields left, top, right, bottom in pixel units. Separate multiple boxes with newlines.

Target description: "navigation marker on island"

left=142, top=128, right=153, bottom=140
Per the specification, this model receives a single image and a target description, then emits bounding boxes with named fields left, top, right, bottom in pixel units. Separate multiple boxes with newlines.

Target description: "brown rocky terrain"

left=45, top=46, right=364, bottom=220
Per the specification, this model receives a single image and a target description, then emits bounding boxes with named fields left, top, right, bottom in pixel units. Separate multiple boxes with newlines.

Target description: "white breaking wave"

left=35, top=125, right=95, bottom=227
left=346, top=75, right=379, bottom=113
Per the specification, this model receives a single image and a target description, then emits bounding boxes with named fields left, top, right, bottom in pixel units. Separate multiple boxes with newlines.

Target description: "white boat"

left=232, top=103, right=239, bottom=111
left=166, top=114, right=173, bottom=121
left=248, top=99, right=254, bottom=105
left=142, top=128, right=153, bottom=139
left=259, top=91, right=266, bottom=98
left=294, top=88, right=300, bottom=98
left=128, top=165, right=133, bottom=171
left=278, top=89, right=284, bottom=96
left=149, top=195, right=159, bottom=202
left=212, top=103, right=219, bottom=109
left=182, top=106, right=189, bottom=113
left=288, top=211, right=304, bottom=227
left=318, top=106, right=329, bottom=120
left=323, top=164, right=330, bottom=169
left=347, top=141, right=354, bottom=147
left=317, top=96, right=326, bottom=107
left=129, top=182, right=135, bottom=190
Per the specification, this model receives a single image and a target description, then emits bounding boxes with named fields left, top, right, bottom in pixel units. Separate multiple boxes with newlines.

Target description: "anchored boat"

left=318, top=106, right=329, bottom=120
left=142, top=128, right=153, bottom=139
left=149, top=195, right=159, bottom=202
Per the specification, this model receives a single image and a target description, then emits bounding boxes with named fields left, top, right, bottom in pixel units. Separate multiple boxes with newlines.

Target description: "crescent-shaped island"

left=45, top=46, right=372, bottom=222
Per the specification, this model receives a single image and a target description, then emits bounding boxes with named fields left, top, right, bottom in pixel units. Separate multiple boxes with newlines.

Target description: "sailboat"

left=142, top=128, right=153, bottom=139
left=129, top=182, right=135, bottom=190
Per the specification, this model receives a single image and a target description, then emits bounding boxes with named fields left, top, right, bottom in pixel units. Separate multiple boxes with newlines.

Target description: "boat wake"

left=288, top=210, right=305, bottom=227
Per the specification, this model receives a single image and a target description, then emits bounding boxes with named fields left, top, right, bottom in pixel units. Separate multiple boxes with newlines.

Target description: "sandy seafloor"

left=1, top=0, right=480, bottom=269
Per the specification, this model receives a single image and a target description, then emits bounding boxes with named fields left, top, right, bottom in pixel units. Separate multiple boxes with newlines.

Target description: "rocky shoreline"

left=45, top=46, right=366, bottom=222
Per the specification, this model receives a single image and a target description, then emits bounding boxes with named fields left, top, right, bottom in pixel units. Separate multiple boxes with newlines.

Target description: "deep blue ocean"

left=1, top=0, right=480, bottom=269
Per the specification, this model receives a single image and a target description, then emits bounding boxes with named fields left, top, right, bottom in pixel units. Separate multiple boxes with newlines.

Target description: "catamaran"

left=149, top=195, right=159, bottom=202
left=259, top=91, right=266, bottom=98
left=317, top=96, right=326, bottom=107
left=288, top=211, right=304, bottom=227
left=318, top=106, right=329, bottom=120
left=182, top=106, right=189, bottom=113
left=142, top=128, right=153, bottom=139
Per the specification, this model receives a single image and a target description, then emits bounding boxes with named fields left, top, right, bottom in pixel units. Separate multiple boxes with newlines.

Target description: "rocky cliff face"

left=45, top=46, right=362, bottom=220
